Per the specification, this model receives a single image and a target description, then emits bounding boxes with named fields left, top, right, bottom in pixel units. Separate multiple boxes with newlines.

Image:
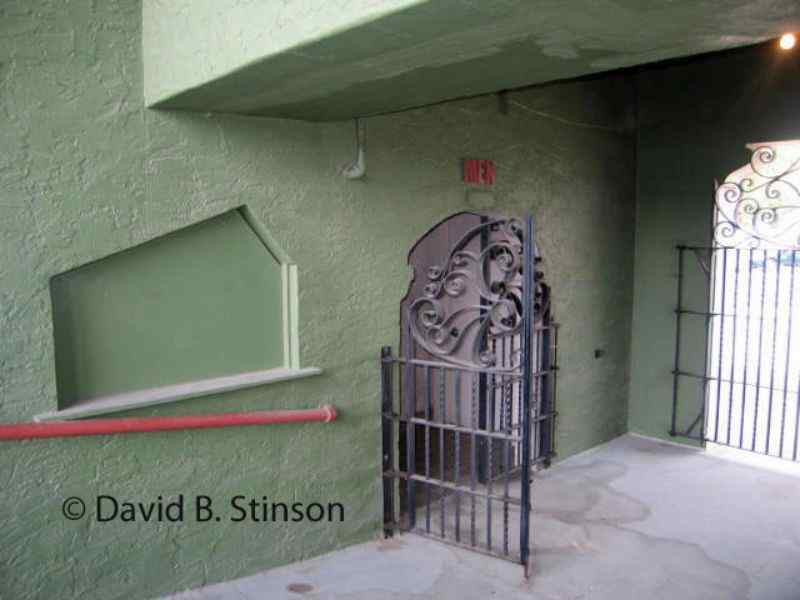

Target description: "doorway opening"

left=671, top=140, right=800, bottom=463
left=380, top=212, right=557, bottom=573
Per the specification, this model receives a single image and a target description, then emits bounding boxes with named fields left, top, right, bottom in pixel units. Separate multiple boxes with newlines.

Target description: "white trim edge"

left=35, top=367, right=322, bottom=422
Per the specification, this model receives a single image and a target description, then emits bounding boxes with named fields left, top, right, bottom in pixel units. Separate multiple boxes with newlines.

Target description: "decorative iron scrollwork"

left=407, top=216, right=547, bottom=370
left=715, top=140, right=800, bottom=249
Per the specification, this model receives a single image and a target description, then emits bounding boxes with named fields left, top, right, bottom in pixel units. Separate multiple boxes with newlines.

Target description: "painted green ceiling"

left=144, top=0, right=800, bottom=121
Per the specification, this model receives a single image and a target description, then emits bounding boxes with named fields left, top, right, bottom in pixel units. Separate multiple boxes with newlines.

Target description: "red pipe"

left=0, top=405, right=336, bottom=441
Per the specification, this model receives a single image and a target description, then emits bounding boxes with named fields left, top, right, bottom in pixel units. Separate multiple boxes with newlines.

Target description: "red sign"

left=463, top=159, right=496, bottom=186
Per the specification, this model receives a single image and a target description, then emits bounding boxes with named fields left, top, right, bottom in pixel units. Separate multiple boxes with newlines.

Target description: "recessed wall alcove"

left=40, top=207, right=319, bottom=421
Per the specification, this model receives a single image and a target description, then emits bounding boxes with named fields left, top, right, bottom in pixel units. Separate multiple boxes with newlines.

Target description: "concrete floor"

left=165, top=434, right=800, bottom=600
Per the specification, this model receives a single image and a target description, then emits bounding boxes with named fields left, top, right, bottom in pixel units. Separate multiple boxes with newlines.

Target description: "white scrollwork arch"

left=715, top=140, right=800, bottom=248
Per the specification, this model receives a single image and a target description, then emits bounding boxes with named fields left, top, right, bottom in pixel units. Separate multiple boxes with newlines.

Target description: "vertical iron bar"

left=381, top=346, right=395, bottom=536
left=766, top=250, right=782, bottom=455
left=477, top=217, right=489, bottom=483
left=425, top=366, right=432, bottom=533
left=477, top=377, right=488, bottom=482
left=439, top=367, right=446, bottom=538
left=454, top=370, right=462, bottom=542
left=490, top=340, right=497, bottom=432
left=470, top=372, right=478, bottom=547
left=551, top=324, right=559, bottom=456
left=795, top=390, right=800, bottom=459
left=726, top=250, right=740, bottom=444
left=795, top=400, right=800, bottom=460
left=486, top=372, right=494, bottom=551
left=794, top=260, right=800, bottom=461
left=699, top=248, right=713, bottom=445
left=513, top=334, right=520, bottom=465
left=531, top=334, right=538, bottom=464
left=534, top=330, right=543, bottom=463
left=794, top=349, right=800, bottom=460
left=539, top=286, right=553, bottom=461
left=519, top=213, right=534, bottom=573
left=739, top=249, right=754, bottom=448
left=502, top=374, right=511, bottom=556
left=404, top=319, right=416, bottom=530
left=779, top=251, right=796, bottom=458
left=753, top=249, right=768, bottom=451
left=671, top=247, right=685, bottom=436
left=714, top=248, right=728, bottom=442
left=531, top=343, right=537, bottom=464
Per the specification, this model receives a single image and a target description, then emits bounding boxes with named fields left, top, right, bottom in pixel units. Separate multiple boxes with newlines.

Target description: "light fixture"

left=779, top=33, right=796, bottom=50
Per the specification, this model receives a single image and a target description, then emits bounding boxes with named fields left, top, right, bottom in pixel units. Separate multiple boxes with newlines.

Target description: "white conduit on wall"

left=343, top=118, right=366, bottom=180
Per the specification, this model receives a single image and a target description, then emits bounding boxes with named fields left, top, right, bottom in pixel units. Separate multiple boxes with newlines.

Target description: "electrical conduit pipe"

left=0, top=405, right=336, bottom=441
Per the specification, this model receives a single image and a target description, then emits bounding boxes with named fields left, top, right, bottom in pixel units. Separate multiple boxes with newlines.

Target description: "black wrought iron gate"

left=670, top=140, right=800, bottom=462
left=672, top=244, right=800, bottom=461
left=380, top=212, right=557, bottom=574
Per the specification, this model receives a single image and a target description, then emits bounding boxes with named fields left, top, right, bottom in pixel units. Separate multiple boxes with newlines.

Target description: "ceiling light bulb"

left=779, top=33, right=796, bottom=50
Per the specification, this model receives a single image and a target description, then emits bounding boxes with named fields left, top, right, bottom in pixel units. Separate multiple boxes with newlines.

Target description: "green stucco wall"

left=628, top=44, right=800, bottom=442
left=2, top=1, right=635, bottom=598
left=51, top=209, right=284, bottom=408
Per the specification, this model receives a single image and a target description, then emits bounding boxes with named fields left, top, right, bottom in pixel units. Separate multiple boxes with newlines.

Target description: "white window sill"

left=34, top=367, right=322, bottom=422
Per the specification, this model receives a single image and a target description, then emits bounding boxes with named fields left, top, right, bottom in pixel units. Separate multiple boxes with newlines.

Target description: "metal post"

left=540, top=285, right=553, bottom=459
left=753, top=249, right=768, bottom=452
left=381, top=346, right=395, bottom=536
left=519, top=213, right=534, bottom=574
left=439, top=367, right=446, bottom=538
left=454, top=370, right=462, bottom=542
left=404, top=318, right=417, bottom=530
left=670, top=246, right=685, bottom=436
left=714, top=248, right=729, bottom=442
left=698, top=247, right=714, bottom=444
left=477, top=216, right=490, bottom=482
left=502, top=373, right=511, bottom=556
left=739, top=249, right=754, bottom=448
left=766, top=250, right=783, bottom=455
left=424, top=366, right=432, bottom=533
left=778, top=251, right=796, bottom=457
left=551, top=323, right=559, bottom=455
left=470, top=372, right=478, bottom=547
left=726, top=250, right=740, bottom=444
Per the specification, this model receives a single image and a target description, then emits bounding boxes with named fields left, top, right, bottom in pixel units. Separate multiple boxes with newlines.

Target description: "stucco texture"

left=628, top=44, right=800, bottom=441
left=142, top=0, right=424, bottom=108
left=1, top=1, right=634, bottom=598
